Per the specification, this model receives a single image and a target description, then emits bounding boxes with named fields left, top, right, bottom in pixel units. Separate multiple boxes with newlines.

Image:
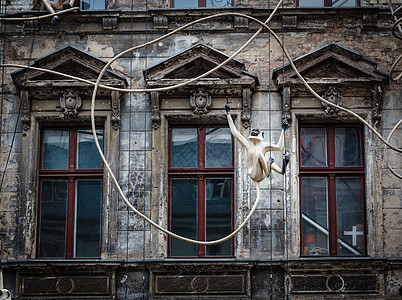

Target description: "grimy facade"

left=0, top=0, right=401, bottom=298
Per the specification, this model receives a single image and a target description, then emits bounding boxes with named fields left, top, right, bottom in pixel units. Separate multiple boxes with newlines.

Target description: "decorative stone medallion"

left=189, top=90, right=212, bottom=115
left=59, top=89, right=82, bottom=118
left=321, top=86, right=343, bottom=114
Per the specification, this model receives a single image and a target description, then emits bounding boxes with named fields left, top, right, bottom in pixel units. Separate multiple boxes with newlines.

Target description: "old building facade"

left=0, top=0, right=401, bottom=298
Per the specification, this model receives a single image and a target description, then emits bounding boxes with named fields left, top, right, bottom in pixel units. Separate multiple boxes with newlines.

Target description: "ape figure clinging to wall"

left=226, top=104, right=286, bottom=183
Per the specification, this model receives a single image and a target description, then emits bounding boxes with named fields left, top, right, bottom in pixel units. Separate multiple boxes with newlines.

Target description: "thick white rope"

left=386, top=119, right=402, bottom=179
left=4, top=12, right=401, bottom=153
left=1, top=7, right=401, bottom=244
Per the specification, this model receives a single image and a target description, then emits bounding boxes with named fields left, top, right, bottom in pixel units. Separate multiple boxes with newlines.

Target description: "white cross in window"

left=344, top=225, right=363, bottom=246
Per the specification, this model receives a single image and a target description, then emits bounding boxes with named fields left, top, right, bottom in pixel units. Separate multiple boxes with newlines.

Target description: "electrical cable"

left=123, top=0, right=135, bottom=297
left=267, top=0, right=274, bottom=298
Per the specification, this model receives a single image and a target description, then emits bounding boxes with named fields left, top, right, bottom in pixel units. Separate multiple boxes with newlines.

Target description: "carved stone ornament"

left=190, top=90, right=212, bottom=116
left=321, top=86, right=343, bottom=114
left=282, top=86, right=291, bottom=128
left=151, top=92, right=161, bottom=130
left=60, top=89, right=82, bottom=118
left=21, top=90, right=31, bottom=131
left=241, top=88, right=252, bottom=129
left=111, top=91, right=120, bottom=130
left=372, top=85, right=382, bottom=127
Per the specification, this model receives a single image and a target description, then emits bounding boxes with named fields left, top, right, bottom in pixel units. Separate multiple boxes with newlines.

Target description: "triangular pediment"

left=12, top=45, right=127, bottom=90
left=145, top=43, right=258, bottom=88
left=273, top=43, right=388, bottom=85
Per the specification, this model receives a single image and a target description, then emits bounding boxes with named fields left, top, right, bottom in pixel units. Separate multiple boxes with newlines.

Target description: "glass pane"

left=42, top=129, right=69, bottom=169
left=205, top=178, right=232, bottom=256
left=81, top=0, right=105, bottom=10
left=206, top=0, right=232, bottom=7
left=298, top=0, right=324, bottom=6
left=301, top=177, right=329, bottom=256
left=300, top=127, right=327, bottom=167
left=77, top=128, right=104, bottom=169
left=173, top=0, right=198, bottom=8
left=39, top=180, right=68, bottom=258
left=171, top=179, right=197, bottom=256
left=171, top=128, right=197, bottom=168
left=332, top=0, right=356, bottom=7
left=336, top=177, right=364, bottom=255
left=206, top=127, right=232, bottom=168
left=335, top=127, right=362, bottom=167
left=75, top=180, right=102, bottom=257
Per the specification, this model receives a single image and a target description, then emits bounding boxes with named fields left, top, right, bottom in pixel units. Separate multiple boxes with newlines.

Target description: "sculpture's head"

left=248, top=128, right=264, bottom=142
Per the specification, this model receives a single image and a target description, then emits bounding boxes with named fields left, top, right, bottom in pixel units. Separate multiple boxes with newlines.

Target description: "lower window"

left=168, top=125, right=234, bottom=257
left=299, top=124, right=366, bottom=256
left=38, top=127, right=103, bottom=258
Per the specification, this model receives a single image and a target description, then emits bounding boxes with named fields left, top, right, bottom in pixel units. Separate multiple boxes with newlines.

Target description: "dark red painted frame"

left=37, top=126, right=104, bottom=259
left=168, top=125, right=235, bottom=258
left=170, top=0, right=234, bottom=8
left=299, top=123, right=367, bottom=257
left=295, top=0, right=360, bottom=7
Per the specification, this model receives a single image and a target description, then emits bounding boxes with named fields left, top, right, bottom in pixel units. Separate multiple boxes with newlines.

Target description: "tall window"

left=300, top=124, right=366, bottom=256
left=172, top=0, right=233, bottom=8
left=38, top=127, right=103, bottom=258
left=297, top=0, right=359, bottom=7
left=169, top=126, right=234, bottom=257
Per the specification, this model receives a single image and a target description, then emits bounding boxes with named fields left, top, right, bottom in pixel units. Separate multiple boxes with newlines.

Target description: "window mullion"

left=328, top=174, right=338, bottom=256
left=65, top=177, right=76, bottom=258
left=197, top=174, right=206, bottom=257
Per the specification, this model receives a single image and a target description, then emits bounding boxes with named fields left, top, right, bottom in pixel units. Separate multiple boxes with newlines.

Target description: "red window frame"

left=168, top=125, right=234, bottom=257
left=299, top=123, right=367, bottom=256
left=171, top=0, right=234, bottom=8
left=37, top=126, right=104, bottom=258
left=296, top=0, right=360, bottom=6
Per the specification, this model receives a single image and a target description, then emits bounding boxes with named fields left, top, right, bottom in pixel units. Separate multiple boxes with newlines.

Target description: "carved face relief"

left=65, top=91, right=77, bottom=109
left=60, top=89, right=82, bottom=118
left=190, top=90, right=212, bottom=115
left=321, top=86, right=343, bottom=114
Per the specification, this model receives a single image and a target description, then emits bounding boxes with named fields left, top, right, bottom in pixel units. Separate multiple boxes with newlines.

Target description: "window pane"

left=42, top=129, right=69, bottom=169
left=75, top=179, right=102, bottom=257
left=81, top=0, right=105, bottom=10
left=336, top=177, right=364, bottom=255
left=173, top=0, right=198, bottom=8
left=206, top=128, right=232, bottom=168
left=335, top=127, right=362, bottom=167
left=206, top=0, right=232, bottom=7
left=171, top=179, right=197, bottom=256
left=77, top=128, right=103, bottom=169
left=171, top=128, right=197, bottom=168
left=205, top=178, right=232, bottom=256
left=332, top=0, right=356, bottom=7
left=298, top=0, right=324, bottom=6
left=39, top=180, right=68, bottom=257
left=301, top=177, right=329, bottom=255
left=300, top=127, right=327, bottom=167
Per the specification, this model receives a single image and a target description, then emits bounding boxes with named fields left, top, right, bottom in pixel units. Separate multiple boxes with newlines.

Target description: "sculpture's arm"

left=226, top=104, right=248, bottom=148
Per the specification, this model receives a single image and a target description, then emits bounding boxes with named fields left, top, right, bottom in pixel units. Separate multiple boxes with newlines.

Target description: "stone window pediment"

left=272, top=43, right=388, bottom=126
left=11, top=45, right=127, bottom=130
left=145, top=43, right=259, bottom=129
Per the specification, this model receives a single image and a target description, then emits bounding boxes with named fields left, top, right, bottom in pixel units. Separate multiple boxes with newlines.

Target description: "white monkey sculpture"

left=42, top=0, right=76, bottom=24
left=226, top=104, right=286, bottom=183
